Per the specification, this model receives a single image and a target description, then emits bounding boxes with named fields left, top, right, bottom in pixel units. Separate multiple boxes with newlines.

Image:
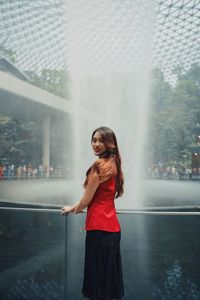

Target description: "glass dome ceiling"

left=0, top=0, right=199, bottom=85
left=154, top=0, right=200, bottom=84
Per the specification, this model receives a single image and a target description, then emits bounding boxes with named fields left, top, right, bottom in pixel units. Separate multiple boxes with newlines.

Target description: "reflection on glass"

left=66, top=212, right=200, bottom=300
left=0, top=207, right=66, bottom=300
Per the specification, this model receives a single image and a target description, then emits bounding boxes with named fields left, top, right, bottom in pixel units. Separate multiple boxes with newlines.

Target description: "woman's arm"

left=60, top=175, right=100, bottom=215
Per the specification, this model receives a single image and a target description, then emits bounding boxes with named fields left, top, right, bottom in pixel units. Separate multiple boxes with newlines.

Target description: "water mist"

left=65, top=0, right=155, bottom=209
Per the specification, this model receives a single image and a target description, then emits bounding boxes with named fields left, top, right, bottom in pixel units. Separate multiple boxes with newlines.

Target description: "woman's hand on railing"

left=60, top=204, right=85, bottom=215
left=60, top=205, right=75, bottom=215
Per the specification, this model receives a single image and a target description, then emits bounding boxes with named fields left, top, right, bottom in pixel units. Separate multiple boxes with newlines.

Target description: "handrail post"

left=64, top=215, right=67, bottom=300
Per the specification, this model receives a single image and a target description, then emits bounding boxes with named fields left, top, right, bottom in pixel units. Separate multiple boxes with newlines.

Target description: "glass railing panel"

left=120, top=213, right=200, bottom=300
left=0, top=206, right=66, bottom=300
left=66, top=212, right=200, bottom=300
left=1, top=208, right=200, bottom=299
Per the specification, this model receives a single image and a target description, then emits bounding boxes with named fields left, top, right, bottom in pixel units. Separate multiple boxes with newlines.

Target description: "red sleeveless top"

left=85, top=175, right=121, bottom=232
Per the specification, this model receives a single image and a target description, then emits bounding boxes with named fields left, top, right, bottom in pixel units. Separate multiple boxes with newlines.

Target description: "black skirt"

left=82, top=230, right=124, bottom=300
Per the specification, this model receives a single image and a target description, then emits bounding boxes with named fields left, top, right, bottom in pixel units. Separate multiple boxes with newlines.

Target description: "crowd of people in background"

left=1, top=161, right=200, bottom=181
left=0, top=164, right=70, bottom=180
left=146, top=162, right=200, bottom=180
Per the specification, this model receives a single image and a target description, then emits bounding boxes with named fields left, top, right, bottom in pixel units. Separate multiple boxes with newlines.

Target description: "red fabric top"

left=85, top=175, right=121, bottom=232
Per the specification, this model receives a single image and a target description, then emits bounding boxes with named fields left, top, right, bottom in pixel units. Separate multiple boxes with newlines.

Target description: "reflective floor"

left=1, top=204, right=200, bottom=300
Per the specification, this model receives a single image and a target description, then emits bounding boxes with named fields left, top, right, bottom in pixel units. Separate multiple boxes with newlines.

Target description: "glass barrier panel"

left=0, top=207, right=66, bottom=300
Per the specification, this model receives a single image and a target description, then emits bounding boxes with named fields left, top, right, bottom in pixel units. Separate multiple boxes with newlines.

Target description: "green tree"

left=0, top=116, right=41, bottom=165
left=149, top=64, right=200, bottom=165
left=0, top=46, right=16, bottom=63
left=25, top=68, right=69, bottom=99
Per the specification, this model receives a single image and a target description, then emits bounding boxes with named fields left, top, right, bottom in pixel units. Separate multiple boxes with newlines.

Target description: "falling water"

left=65, top=0, right=156, bottom=208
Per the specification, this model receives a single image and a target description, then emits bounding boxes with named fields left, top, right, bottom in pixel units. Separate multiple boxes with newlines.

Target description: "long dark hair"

left=90, top=126, right=124, bottom=198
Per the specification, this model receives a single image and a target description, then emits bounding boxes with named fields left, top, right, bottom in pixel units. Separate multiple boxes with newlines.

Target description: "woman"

left=61, top=126, right=124, bottom=300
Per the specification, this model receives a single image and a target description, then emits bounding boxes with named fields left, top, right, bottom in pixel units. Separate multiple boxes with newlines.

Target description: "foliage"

left=149, top=64, right=200, bottom=166
left=24, top=68, right=69, bottom=99
left=0, top=116, right=41, bottom=166
left=0, top=46, right=16, bottom=63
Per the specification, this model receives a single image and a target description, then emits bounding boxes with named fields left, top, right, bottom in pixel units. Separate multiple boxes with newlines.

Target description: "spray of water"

left=65, top=0, right=155, bottom=208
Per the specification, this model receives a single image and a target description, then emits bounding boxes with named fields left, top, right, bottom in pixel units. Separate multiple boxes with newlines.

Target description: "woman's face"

left=91, top=131, right=106, bottom=157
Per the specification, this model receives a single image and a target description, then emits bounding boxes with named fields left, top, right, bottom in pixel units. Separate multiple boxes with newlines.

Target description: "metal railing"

left=1, top=206, right=200, bottom=215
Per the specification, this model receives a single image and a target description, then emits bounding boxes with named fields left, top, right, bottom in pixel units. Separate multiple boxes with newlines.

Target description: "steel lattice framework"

left=154, top=0, right=200, bottom=84
left=0, top=0, right=66, bottom=72
left=0, top=0, right=199, bottom=85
